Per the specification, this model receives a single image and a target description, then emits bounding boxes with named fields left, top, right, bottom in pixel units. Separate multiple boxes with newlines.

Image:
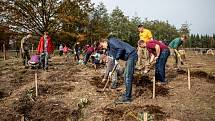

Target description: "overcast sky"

left=91, top=0, right=215, bottom=35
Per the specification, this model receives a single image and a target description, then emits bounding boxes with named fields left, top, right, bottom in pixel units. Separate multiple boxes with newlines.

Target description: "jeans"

left=123, top=51, right=138, bottom=99
left=155, top=49, right=170, bottom=82
left=40, top=52, right=49, bottom=69
left=84, top=52, right=92, bottom=64
left=75, top=53, right=80, bottom=61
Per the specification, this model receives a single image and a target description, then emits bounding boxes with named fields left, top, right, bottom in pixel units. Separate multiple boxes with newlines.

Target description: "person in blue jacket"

left=99, top=34, right=138, bottom=103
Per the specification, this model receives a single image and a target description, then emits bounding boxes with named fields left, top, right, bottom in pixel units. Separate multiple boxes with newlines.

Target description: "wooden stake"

left=152, top=76, right=155, bottom=99
left=31, top=44, right=34, bottom=54
left=20, top=114, right=24, bottom=121
left=35, top=72, right=38, bottom=96
left=19, top=48, right=22, bottom=59
left=188, top=68, right=191, bottom=90
left=144, top=112, right=148, bottom=121
left=3, top=44, right=6, bottom=60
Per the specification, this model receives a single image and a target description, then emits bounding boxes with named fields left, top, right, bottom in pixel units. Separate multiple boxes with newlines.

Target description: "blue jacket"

left=107, top=37, right=136, bottom=61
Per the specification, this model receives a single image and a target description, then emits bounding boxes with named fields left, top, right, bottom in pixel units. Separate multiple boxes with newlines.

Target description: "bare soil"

left=0, top=54, right=215, bottom=121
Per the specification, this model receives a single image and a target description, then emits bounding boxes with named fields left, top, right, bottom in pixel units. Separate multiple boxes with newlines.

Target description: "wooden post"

left=35, top=71, right=38, bottom=96
left=188, top=68, right=191, bottom=90
left=152, top=76, right=155, bottom=99
left=3, top=44, right=6, bottom=60
left=20, top=114, right=24, bottom=121
left=144, top=112, right=148, bottom=121
left=19, top=48, right=22, bottom=59
left=31, top=44, right=34, bottom=54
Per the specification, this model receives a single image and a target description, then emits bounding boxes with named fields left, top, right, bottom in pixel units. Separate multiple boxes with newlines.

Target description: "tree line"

left=0, top=0, right=214, bottom=50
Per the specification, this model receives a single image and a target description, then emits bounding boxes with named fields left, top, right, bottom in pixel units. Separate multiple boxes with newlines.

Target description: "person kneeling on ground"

left=99, top=34, right=138, bottom=103
left=91, top=51, right=102, bottom=69
left=138, top=39, right=170, bottom=85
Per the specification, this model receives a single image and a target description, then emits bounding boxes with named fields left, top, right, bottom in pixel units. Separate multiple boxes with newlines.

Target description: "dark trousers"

left=84, top=52, right=92, bottom=64
left=155, top=49, right=170, bottom=82
left=22, top=50, right=30, bottom=66
left=75, top=53, right=80, bottom=61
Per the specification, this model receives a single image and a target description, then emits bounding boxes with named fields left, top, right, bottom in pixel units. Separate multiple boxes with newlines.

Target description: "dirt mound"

left=176, top=69, right=215, bottom=84
left=0, top=90, right=10, bottom=99
left=133, top=75, right=170, bottom=98
left=124, top=105, right=168, bottom=121
left=191, top=70, right=215, bottom=83
left=30, top=100, right=74, bottom=121
left=177, top=69, right=187, bottom=74
left=13, top=90, right=35, bottom=119
left=100, top=105, right=167, bottom=121
left=90, top=76, right=105, bottom=88
left=36, top=83, right=75, bottom=96
left=0, top=107, right=21, bottom=121
left=13, top=90, right=82, bottom=121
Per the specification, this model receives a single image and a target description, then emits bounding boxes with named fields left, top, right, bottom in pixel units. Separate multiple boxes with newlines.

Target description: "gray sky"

left=91, top=0, right=215, bottom=35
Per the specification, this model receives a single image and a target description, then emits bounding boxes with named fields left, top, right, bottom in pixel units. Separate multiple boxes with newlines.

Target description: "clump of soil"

left=13, top=90, right=35, bottom=119
left=70, top=108, right=82, bottom=121
left=191, top=70, right=215, bottom=83
left=30, top=100, right=76, bottom=121
left=90, top=76, right=105, bottom=88
left=102, top=106, right=125, bottom=120
left=0, top=90, right=9, bottom=99
left=133, top=75, right=170, bottom=98
left=0, top=107, right=21, bottom=121
left=100, top=105, right=167, bottom=121
left=176, top=69, right=215, bottom=83
left=134, top=85, right=170, bottom=98
left=133, top=74, right=152, bottom=86
left=177, top=69, right=187, bottom=74
left=13, top=90, right=82, bottom=121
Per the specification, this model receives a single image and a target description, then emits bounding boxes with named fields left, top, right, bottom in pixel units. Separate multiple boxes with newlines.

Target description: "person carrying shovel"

left=168, top=35, right=188, bottom=69
left=99, top=33, right=138, bottom=104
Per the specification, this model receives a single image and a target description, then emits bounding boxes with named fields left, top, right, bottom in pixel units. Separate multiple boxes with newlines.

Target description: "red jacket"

left=37, top=36, right=54, bottom=54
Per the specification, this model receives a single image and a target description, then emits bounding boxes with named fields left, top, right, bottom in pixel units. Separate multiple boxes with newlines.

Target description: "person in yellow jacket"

left=137, top=24, right=153, bottom=69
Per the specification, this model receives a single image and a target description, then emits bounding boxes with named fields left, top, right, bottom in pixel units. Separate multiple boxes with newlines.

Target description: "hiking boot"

left=44, top=67, right=48, bottom=71
left=111, top=83, right=118, bottom=89
left=114, top=96, right=132, bottom=104
left=111, top=84, right=118, bottom=89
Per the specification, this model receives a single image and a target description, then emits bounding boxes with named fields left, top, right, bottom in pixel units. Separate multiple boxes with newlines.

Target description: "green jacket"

left=168, top=37, right=183, bottom=49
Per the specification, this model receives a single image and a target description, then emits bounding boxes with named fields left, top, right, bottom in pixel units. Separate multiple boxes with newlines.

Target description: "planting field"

left=0, top=53, right=215, bottom=121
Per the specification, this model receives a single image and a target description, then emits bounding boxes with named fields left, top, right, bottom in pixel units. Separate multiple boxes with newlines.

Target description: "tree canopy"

left=0, top=1, right=214, bottom=49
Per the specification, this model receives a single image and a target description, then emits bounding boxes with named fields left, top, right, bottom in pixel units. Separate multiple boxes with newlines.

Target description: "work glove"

left=102, top=78, right=106, bottom=83
left=145, top=62, right=151, bottom=66
left=154, top=56, right=158, bottom=61
left=108, top=72, right=113, bottom=77
left=114, top=60, right=119, bottom=65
